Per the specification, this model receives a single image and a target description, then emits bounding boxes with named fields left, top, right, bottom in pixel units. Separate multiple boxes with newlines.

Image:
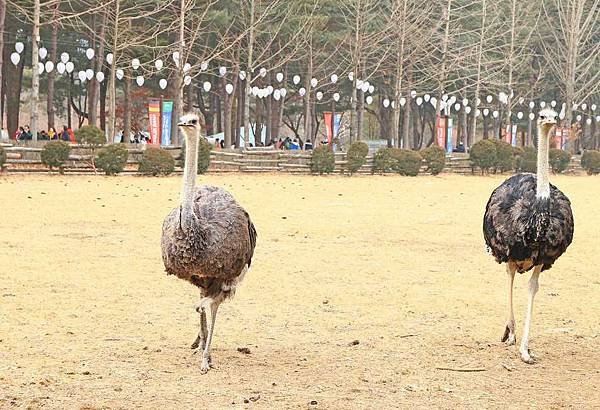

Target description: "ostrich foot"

left=200, top=356, right=213, bottom=373
left=191, top=335, right=205, bottom=350
left=501, top=321, right=516, bottom=345
left=520, top=348, right=536, bottom=364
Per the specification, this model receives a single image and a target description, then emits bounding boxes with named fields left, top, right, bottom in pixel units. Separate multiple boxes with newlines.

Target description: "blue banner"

left=446, top=118, right=453, bottom=154
left=161, top=101, right=173, bottom=146
left=333, top=113, right=342, bottom=137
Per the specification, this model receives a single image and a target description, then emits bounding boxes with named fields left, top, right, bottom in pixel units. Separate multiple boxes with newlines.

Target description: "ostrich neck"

left=536, top=124, right=551, bottom=199
left=180, top=133, right=199, bottom=227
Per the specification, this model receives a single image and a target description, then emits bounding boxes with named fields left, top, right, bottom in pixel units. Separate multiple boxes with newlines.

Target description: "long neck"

left=536, top=124, right=550, bottom=199
left=181, top=133, right=199, bottom=219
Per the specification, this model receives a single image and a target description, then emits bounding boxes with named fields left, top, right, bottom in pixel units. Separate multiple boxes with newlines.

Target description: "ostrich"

left=483, top=108, right=574, bottom=364
left=161, top=113, right=257, bottom=372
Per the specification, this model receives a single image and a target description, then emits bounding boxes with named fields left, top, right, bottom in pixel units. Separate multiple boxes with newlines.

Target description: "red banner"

left=436, top=116, right=447, bottom=148
left=148, top=100, right=161, bottom=145
left=323, top=112, right=333, bottom=145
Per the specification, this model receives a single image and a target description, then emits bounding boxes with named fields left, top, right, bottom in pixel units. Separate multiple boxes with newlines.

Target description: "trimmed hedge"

left=197, top=138, right=212, bottom=174
left=549, top=149, right=571, bottom=174
left=96, top=144, right=129, bottom=175
left=491, top=139, right=515, bottom=173
left=311, top=145, right=335, bottom=174
left=516, top=147, right=537, bottom=173
left=346, top=141, right=369, bottom=175
left=470, top=140, right=497, bottom=174
left=373, top=147, right=395, bottom=173
left=41, top=141, right=71, bottom=173
left=391, top=148, right=422, bottom=176
left=581, top=150, right=600, bottom=175
left=420, top=145, right=446, bottom=175
left=75, top=125, right=105, bottom=146
left=139, top=147, right=175, bottom=176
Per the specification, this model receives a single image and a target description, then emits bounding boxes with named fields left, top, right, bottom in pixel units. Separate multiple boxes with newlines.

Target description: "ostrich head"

left=537, top=108, right=558, bottom=136
left=178, top=113, right=203, bottom=140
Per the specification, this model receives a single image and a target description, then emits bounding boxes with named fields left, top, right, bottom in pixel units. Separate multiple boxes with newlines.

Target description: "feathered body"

left=162, top=185, right=257, bottom=299
left=483, top=173, right=574, bottom=273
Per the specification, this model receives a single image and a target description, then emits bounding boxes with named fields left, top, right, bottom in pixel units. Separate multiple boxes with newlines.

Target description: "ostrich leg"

left=201, top=298, right=221, bottom=372
left=501, top=262, right=517, bottom=345
left=191, top=309, right=208, bottom=350
left=520, top=265, right=541, bottom=364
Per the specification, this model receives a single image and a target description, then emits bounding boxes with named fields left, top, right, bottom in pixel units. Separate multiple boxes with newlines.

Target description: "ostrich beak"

left=177, top=121, right=192, bottom=127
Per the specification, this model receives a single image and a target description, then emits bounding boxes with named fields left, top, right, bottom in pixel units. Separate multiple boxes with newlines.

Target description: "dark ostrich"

left=161, top=113, right=257, bottom=372
left=483, top=108, right=574, bottom=364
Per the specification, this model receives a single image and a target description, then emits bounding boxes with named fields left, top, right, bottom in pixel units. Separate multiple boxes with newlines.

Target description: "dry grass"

left=1, top=173, right=599, bottom=409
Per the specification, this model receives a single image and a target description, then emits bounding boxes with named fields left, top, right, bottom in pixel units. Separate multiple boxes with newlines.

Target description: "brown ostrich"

left=483, top=108, right=574, bottom=363
left=161, top=113, right=257, bottom=372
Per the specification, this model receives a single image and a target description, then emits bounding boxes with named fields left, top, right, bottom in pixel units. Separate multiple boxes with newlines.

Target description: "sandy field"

left=1, top=173, right=599, bottom=409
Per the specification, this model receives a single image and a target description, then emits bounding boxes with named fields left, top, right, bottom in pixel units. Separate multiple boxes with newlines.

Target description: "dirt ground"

left=1, top=173, right=599, bottom=409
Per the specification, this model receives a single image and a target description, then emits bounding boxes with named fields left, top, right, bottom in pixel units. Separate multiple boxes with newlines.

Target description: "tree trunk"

left=89, top=11, right=107, bottom=127
left=30, top=0, right=40, bottom=140
left=357, top=90, right=364, bottom=141
left=170, top=0, right=185, bottom=146
left=99, top=66, right=108, bottom=130
left=243, top=0, right=255, bottom=147
left=123, top=75, right=131, bottom=142
left=5, top=13, right=24, bottom=138
left=0, top=0, right=6, bottom=129
left=46, top=6, right=58, bottom=130
left=469, top=0, right=486, bottom=144
left=106, top=0, right=120, bottom=141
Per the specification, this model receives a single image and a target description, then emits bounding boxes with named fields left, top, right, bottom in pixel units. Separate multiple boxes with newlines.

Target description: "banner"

left=436, top=117, right=447, bottom=148
left=323, top=112, right=333, bottom=144
left=334, top=114, right=342, bottom=138
left=554, top=127, right=565, bottom=149
left=511, top=125, right=517, bottom=147
left=561, top=128, right=569, bottom=150
left=504, top=124, right=512, bottom=144
left=148, top=100, right=161, bottom=145
left=446, top=118, right=453, bottom=154
left=161, top=100, right=174, bottom=146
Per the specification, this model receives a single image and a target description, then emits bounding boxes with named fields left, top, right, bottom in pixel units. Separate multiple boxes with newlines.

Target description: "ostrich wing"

left=483, top=173, right=574, bottom=272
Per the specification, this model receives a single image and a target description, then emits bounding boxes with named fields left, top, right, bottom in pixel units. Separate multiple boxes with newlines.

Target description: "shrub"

left=491, top=139, right=515, bottom=173
left=549, top=149, right=571, bottom=174
left=96, top=144, right=129, bottom=175
left=470, top=140, right=497, bottom=174
left=345, top=141, right=369, bottom=175
left=581, top=150, right=600, bottom=175
left=516, top=147, right=537, bottom=173
left=0, top=145, right=6, bottom=169
left=391, top=148, right=422, bottom=176
left=310, top=145, right=335, bottom=174
left=373, top=147, right=395, bottom=173
left=179, top=138, right=213, bottom=174
left=75, top=125, right=106, bottom=146
left=41, top=141, right=71, bottom=173
left=139, top=147, right=175, bottom=176
left=420, top=145, right=446, bottom=175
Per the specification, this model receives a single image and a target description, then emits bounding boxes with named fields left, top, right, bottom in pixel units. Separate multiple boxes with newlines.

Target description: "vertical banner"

left=436, top=116, right=447, bottom=148
left=554, top=127, right=562, bottom=149
left=503, top=124, right=512, bottom=144
left=161, top=101, right=173, bottom=146
left=446, top=118, right=453, bottom=154
left=323, top=112, right=333, bottom=145
left=561, top=128, right=569, bottom=150
left=334, top=114, right=342, bottom=138
left=148, top=100, right=161, bottom=145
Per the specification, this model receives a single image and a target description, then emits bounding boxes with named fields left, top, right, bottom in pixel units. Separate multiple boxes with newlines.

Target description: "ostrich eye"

left=554, top=116, right=558, bottom=120
left=191, top=119, right=197, bottom=124
left=540, top=115, right=545, bottom=119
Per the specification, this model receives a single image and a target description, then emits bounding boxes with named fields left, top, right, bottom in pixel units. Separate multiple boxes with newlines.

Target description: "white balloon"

left=391, top=101, right=396, bottom=109
left=592, top=104, right=597, bottom=111
left=517, top=112, right=523, bottom=119
left=172, top=51, right=180, bottom=62
left=424, top=93, right=431, bottom=102
left=184, top=75, right=192, bottom=86
left=200, top=61, right=208, bottom=71
left=219, top=66, right=227, bottom=76
left=310, top=78, right=318, bottom=88
left=44, top=61, right=54, bottom=73
left=360, top=82, right=369, bottom=93
left=136, top=76, right=144, bottom=86
left=251, top=86, right=259, bottom=96
left=540, top=101, right=546, bottom=108
left=273, top=89, right=281, bottom=101
left=383, top=98, right=390, bottom=108
left=316, top=91, right=323, bottom=101
left=348, top=72, right=354, bottom=81
left=38, top=47, right=48, bottom=60
left=279, top=88, right=287, bottom=98
left=116, top=69, right=124, bottom=80
left=15, top=42, right=24, bottom=54
left=10, top=52, right=20, bottom=66
left=183, top=63, right=191, bottom=73
left=454, top=103, right=461, bottom=111
left=483, top=108, right=489, bottom=116
left=572, top=103, right=578, bottom=110
left=85, top=69, right=94, bottom=80
left=298, top=87, right=306, bottom=97
left=225, top=83, right=234, bottom=94
left=430, top=97, right=437, bottom=107
left=38, top=62, right=44, bottom=75
left=155, top=59, right=163, bottom=71
left=330, top=74, right=338, bottom=84
left=293, top=75, right=301, bottom=85
left=586, top=118, right=592, bottom=125
left=105, top=53, right=113, bottom=65
left=276, top=72, right=284, bottom=83
left=56, top=62, right=65, bottom=74
left=442, top=94, right=448, bottom=101
left=131, top=58, right=140, bottom=70
left=486, top=95, right=493, bottom=103
left=462, top=98, right=468, bottom=106
left=551, top=100, right=557, bottom=107
left=476, top=109, right=481, bottom=117
left=492, top=110, right=499, bottom=118
left=416, top=97, right=423, bottom=106
left=368, top=85, right=375, bottom=94
left=465, top=106, right=472, bottom=114
left=476, top=98, right=481, bottom=106
left=65, top=61, right=74, bottom=73
left=576, top=114, right=582, bottom=121
left=498, top=91, right=507, bottom=103
left=399, top=97, right=406, bottom=107
left=410, top=90, right=417, bottom=98
left=239, top=71, right=246, bottom=81
left=159, top=79, right=167, bottom=89
left=259, top=67, right=267, bottom=77
left=596, top=115, right=600, bottom=122
left=86, top=48, right=95, bottom=60
left=203, top=82, right=212, bottom=92
left=356, top=79, right=363, bottom=90
left=333, top=92, right=340, bottom=102
left=78, top=71, right=87, bottom=82
left=263, top=85, right=272, bottom=95
left=366, top=95, right=373, bottom=105
left=529, top=112, right=535, bottom=120
left=95, top=72, right=105, bottom=82
left=581, top=103, right=587, bottom=110
left=448, top=96, right=456, bottom=105
left=60, top=52, right=69, bottom=64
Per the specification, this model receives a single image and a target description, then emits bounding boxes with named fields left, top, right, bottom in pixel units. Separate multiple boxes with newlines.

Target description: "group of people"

left=15, top=125, right=75, bottom=142
left=268, top=137, right=313, bottom=151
